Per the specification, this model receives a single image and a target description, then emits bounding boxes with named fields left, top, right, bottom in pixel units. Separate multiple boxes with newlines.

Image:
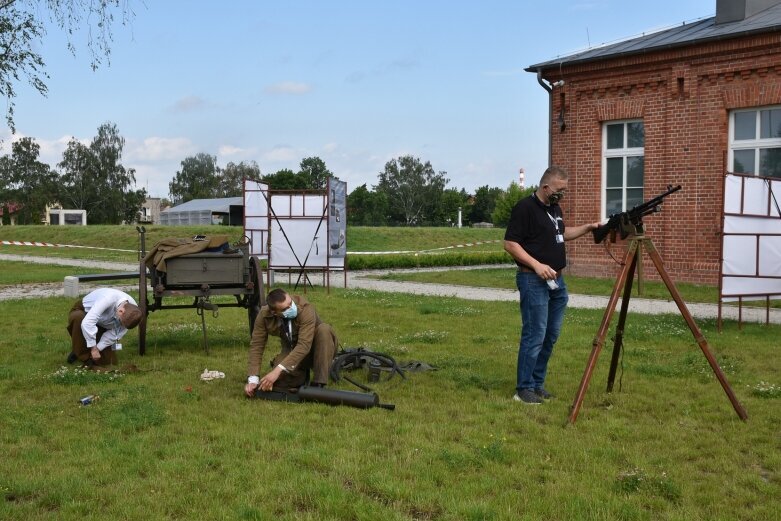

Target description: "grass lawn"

left=0, top=261, right=114, bottom=286
left=375, top=268, right=721, bottom=304
left=0, top=225, right=505, bottom=263
left=1, top=287, right=778, bottom=520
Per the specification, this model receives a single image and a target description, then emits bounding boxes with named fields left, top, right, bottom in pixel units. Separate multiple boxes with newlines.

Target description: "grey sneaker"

left=534, top=388, right=553, bottom=400
left=513, top=388, right=543, bottom=405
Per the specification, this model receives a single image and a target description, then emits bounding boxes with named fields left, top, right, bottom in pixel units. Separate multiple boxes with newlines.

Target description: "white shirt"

left=81, top=288, right=137, bottom=351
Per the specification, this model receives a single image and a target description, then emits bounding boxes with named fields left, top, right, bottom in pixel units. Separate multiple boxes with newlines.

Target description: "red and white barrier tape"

left=350, top=239, right=502, bottom=255
left=0, top=240, right=135, bottom=252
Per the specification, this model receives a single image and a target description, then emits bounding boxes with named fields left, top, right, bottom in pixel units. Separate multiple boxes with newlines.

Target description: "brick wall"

left=542, top=33, right=781, bottom=286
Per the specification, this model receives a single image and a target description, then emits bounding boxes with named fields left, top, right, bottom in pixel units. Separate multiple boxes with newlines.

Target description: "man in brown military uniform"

left=243, top=288, right=338, bottom=396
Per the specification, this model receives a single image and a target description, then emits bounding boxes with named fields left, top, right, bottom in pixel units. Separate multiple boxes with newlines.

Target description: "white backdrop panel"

left=303, top=195, right=326, bottom=217
left=723, top=215, right=781, bottom=234
left=243, top=180, right=269, bottom=257
left=721, top=173, right=781, bottom=302
left=722, top=235, right=757, bottom=275
left=743, top=176, right=771, bottom=215
left=721, top=277, right=781, bottom=300
left=272, top=196, right=291, bottom=215
left=270, top=218, right=328, bottom=268
left=723, top=174, right=743, bottom=214
left=759, top=236, right=781, bottom=276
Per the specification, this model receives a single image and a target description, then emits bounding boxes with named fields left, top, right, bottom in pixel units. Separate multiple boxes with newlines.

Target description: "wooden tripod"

left=568, top=235, right=748, bottom=424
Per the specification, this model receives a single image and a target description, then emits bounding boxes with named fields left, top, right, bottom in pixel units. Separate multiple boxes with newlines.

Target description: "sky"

left=1, top=0, right=717, bottom=199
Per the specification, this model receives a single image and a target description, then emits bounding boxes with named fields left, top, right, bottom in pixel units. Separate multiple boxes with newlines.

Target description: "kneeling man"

left=244, top=289, right=338, bottom=396
left=67, top=287, right=143, bottom=366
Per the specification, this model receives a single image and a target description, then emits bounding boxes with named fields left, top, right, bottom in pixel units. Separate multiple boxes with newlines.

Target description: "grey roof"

left=162, top=197, right=243, bottom=213
left=527, top=3, right=781, bottom=71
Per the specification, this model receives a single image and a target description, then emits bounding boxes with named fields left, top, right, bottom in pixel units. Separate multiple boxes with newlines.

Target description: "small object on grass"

left=79, top=394, right=98, bottom=406
left=200, top=368, right=225, bottom=381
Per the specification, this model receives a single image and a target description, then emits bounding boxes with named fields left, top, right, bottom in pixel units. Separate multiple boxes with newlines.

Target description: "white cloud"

left=262, top=145, right=298, bottom=163
left=127, top=136, right=197, bottom=162
left=264, top=81, right=312, bottom=95
left=170, top=95, right=209, bottom=112
left=322, top=142, right=338, bottom=153
left=219, top=145, right=246, bottom=156
left=0, top=134, right=83, bottom=167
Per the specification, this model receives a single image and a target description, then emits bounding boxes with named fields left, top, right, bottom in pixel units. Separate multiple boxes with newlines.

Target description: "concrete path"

left=1, top=254, right=778, bottom=325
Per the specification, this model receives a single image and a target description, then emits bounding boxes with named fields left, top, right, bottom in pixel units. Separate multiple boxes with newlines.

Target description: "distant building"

left=139, top=197, right=162, bottom=224
left=47, top=208, right=87, bottom=225
left=527, top=0, right=781, bottom=285
left=161, top=197, right=244, bottom=226
left=0, top=203, right=23, bottom=225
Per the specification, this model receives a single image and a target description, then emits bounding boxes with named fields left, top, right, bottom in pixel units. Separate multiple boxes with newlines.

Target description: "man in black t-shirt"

left=504, top=166, right=599, bottom=404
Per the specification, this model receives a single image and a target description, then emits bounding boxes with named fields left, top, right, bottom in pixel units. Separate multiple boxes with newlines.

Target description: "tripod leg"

left=569, top=240, right=639, bottom=424
left=607, top=248, right=638, bottom=392
left=644, top=241, right=748, bottom=421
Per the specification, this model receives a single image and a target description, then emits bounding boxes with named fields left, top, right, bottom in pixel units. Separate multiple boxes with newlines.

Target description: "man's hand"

left=90, top=346, right=101, bottom=361
left=244, top=382, right=259, bottom=397
left=259, top=366, right=284, bottom=392
left=534, top=263, right=557, bottom=281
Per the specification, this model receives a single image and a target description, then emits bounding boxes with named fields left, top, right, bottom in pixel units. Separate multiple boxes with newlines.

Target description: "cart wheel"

left=248, top=256, right=265, bottom=336
left=139, top=259, right=148, bottom=356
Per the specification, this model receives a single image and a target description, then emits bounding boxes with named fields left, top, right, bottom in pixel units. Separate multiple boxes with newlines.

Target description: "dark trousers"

left=66, top=300, right=117, bottom=366
left=272, top=323, right=338, bottom=389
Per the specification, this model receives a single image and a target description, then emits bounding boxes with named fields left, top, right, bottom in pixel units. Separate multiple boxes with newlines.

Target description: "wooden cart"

left=137, top=231, right=264, bottom=355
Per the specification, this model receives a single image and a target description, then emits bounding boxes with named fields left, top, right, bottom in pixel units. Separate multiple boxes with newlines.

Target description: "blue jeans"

left=515, top=271, right=569, bottom=392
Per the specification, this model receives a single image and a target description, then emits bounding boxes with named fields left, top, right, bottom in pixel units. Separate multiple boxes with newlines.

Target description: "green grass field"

left=0, top=261, right=114, bottom=285
left=0, top=225, right=505, bottom=261
left=0, top=226, right=779, bottom=519
left=0, top=286, right=779, bottom=520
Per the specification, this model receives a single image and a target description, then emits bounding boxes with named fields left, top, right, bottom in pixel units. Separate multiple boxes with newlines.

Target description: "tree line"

left=0, top=121, right=535, bottom=226
left=0, top=123, right=145, bottom=225
left=348, top=156, right=534, bottom=227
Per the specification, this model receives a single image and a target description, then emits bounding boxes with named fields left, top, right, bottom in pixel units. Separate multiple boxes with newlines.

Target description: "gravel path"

left=1, top=253, right=778, bottom=324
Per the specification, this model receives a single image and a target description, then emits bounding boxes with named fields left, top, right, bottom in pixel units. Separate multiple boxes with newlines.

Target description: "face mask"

left=548, top=189, right=565, bottom=205
left=281, top=301, right=298, bottom=319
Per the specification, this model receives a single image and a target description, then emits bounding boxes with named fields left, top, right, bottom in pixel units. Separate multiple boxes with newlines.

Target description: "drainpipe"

left=536, top=69, right=553, bottom=166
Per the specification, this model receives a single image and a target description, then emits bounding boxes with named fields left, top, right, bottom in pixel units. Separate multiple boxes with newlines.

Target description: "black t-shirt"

left=504, top=193, right=567, bottom=270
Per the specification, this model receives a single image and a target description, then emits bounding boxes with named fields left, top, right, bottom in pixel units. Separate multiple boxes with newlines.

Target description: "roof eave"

left=525, top=25, right=781, bottom=74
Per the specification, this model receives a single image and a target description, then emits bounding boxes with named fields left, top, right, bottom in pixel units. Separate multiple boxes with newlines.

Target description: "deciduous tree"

left=376, top=155, right=448, bottom=226
left=219, top=160, right=262, bottom=197
left=261, top=168, right=309, bottom=190
left=298, top=156, right=333, bottom=189
left=0, top=1, right=135, bottom=132
left=168, top=153, right=221, bottom=204
left=58, top=122, right=146, bottom=224
left=469, top=185, right=504, bottom=224
left=0, top=137, right=58, bottom=223
left=491, top=182, right=536, bottom=226
left=347, top=183, right=389, bottom=225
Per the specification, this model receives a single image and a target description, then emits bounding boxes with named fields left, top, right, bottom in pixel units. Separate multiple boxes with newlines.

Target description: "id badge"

left=556, top=234, right=564, bottom=244
left=113, top=343, right=123, bottom=351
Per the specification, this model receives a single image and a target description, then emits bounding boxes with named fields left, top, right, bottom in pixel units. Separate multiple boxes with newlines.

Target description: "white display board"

left=720, top=173, right=781, bottom=302
left=268, top=194, right=329, bottom=269
left=243, top=180, right=269, bottom=258
left=244, top=180, right=347, bottom=272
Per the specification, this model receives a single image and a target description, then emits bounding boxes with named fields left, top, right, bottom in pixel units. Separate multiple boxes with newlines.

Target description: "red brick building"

left=527, top=0, right=781, bottom=285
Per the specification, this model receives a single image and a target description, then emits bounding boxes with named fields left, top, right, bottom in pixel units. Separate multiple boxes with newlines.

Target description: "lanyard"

left=546, top=210, right=561, bottom=234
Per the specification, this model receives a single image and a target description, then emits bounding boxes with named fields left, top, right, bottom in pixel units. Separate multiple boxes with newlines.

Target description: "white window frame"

left=728, top=106, right=781, bottom=177
left=601, top=119, right=645, bottom=219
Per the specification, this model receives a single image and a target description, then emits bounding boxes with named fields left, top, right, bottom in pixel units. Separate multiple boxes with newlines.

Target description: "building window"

left=602, top=120, right=644, bottom=217
left=729, top=107, right=781, bottom=178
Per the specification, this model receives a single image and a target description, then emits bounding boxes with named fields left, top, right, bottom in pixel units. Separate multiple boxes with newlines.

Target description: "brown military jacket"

left=246, top=295, right=322, bottom=377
